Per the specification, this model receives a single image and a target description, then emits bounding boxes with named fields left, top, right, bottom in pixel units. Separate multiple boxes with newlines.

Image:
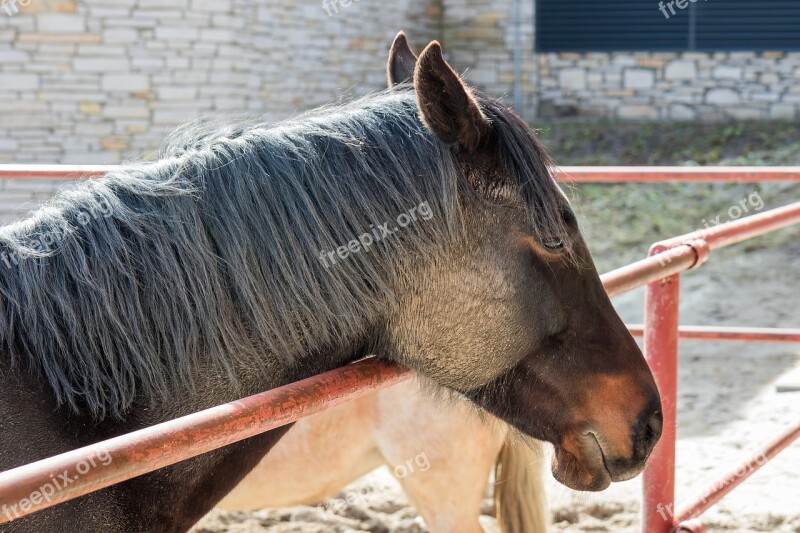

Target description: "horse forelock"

left=0, top=86, right=565, bottom=419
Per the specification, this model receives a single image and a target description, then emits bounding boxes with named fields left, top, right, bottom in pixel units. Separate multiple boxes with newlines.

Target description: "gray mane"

left=0, top=86, right=568, bottom=418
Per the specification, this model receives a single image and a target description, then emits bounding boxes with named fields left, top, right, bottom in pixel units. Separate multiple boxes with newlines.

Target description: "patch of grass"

left=529, top=120, right=800, bottom=271
left=533, top=120, right=800, bottom=166
left=572, top=182, right=800, bottom=272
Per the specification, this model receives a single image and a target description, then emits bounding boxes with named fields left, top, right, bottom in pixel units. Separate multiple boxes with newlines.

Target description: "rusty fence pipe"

left=0, top=165, right=113, bottom=180
left=0, top=359, right=410, bottom=525
left=600, top=244, right=698, bottom=298
left=627, top=325, right=800, bottom=343
left=641, top=268, right=681, bottom=533
left=558, top=166, right=800, bottom=183
left=3, top=165, right=800, bottom=183
left=674, top=422, right=800, bottom=525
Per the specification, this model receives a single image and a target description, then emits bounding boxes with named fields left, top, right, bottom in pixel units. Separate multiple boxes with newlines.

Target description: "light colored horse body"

left=219, top=380, right=548, bottom=533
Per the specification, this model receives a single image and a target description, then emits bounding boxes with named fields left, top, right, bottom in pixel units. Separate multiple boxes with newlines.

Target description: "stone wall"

left=0, top=0, right=797, bottom=179
left=0, top=0, right=441, bottom=165
left=441, top=0, right=537, bottom=122
left=441, top=0, right=799, bottom=121
left=537, top=52, right=800, bottom=120
left=0, top=0, right=441, bottom=223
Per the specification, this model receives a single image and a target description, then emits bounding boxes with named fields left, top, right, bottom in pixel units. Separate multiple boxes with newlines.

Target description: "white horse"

left=218, top=379, right=548, bottom=533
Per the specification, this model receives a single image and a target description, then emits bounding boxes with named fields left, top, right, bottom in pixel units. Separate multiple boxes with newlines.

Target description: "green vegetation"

left=535, top=120, right=800, bottom=166
left=530, top=120, right=800, bottom=272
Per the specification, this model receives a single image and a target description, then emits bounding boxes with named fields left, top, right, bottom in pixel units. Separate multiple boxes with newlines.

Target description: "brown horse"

left=218, top=379, right=548, bottom=533
left=0, top=32, right=660, bottom=532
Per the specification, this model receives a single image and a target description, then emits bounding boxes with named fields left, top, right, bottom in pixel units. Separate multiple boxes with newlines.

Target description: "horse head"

left=381, top=33, right=662, bottom=491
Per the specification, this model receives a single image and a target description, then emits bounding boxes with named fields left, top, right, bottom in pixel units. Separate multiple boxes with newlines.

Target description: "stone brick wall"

left=0, top=0, right=440, bottom=223
left=441, top=0, right=800, bottom=121
left=0, top=0, right=441, bottom=165
left=1, top=0, right=796, bottom=169
left=537, top=52, right=800, bottom=120
left=441, top=0, right=537, bottom=122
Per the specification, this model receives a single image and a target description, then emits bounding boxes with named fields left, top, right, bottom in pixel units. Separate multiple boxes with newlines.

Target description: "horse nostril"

left=640, top=410, right=663, bottom=455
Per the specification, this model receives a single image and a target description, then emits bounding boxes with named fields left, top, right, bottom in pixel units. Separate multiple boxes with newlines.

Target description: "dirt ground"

left=193, top=124, right=800, bottom=533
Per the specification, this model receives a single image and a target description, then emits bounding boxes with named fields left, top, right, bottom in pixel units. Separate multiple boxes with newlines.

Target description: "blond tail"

left=494, top=434, right=549, bottom=533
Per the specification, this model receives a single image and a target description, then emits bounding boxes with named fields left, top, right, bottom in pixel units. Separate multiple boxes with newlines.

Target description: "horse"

left=217, top=378, right=549, bottom=533
left=185, top=59, right=549, bottom=533
left=0, top=32, right=661, bottom=532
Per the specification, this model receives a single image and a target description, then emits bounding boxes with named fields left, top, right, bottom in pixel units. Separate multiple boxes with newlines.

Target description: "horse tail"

left=494, top=433, right=549, bottom=533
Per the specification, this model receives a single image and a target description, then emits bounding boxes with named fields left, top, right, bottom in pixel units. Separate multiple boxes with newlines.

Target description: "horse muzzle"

left=551, top=403, right=663, bottom=491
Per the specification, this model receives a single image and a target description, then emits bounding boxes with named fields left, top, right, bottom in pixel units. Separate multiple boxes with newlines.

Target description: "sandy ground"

left=193, top=191, right=800, bottom=532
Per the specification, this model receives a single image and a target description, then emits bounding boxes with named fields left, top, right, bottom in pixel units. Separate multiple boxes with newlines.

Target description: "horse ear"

left=413, top=41, right=490, bottom=152
left=387, top=32, right=417, bottom=86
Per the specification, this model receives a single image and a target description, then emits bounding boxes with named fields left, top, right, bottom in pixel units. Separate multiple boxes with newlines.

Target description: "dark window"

left=536, top=0, right=800, bottom=52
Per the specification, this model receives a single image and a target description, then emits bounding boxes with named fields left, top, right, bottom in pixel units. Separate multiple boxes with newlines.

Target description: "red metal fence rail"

left=628, top=325, right=800, bottom=343
left=0, top=165, right=798, bottom=532
left=2, top=164, right=800, bottom=183
left=559, top=166, right=800, bottom=183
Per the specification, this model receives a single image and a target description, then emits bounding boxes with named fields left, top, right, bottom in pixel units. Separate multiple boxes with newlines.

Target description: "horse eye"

left=541, top=237, right=565, bottom=253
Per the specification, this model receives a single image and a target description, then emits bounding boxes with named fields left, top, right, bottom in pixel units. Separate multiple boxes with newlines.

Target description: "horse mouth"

left=550, top=433, right=612, bottom=491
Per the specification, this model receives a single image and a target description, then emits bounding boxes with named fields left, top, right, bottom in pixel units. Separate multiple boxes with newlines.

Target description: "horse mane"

left=0, top=86, right=569, bottom=419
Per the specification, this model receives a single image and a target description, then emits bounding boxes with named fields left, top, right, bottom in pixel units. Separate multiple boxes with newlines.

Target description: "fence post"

left=642, top=265, right=680, bottom=533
